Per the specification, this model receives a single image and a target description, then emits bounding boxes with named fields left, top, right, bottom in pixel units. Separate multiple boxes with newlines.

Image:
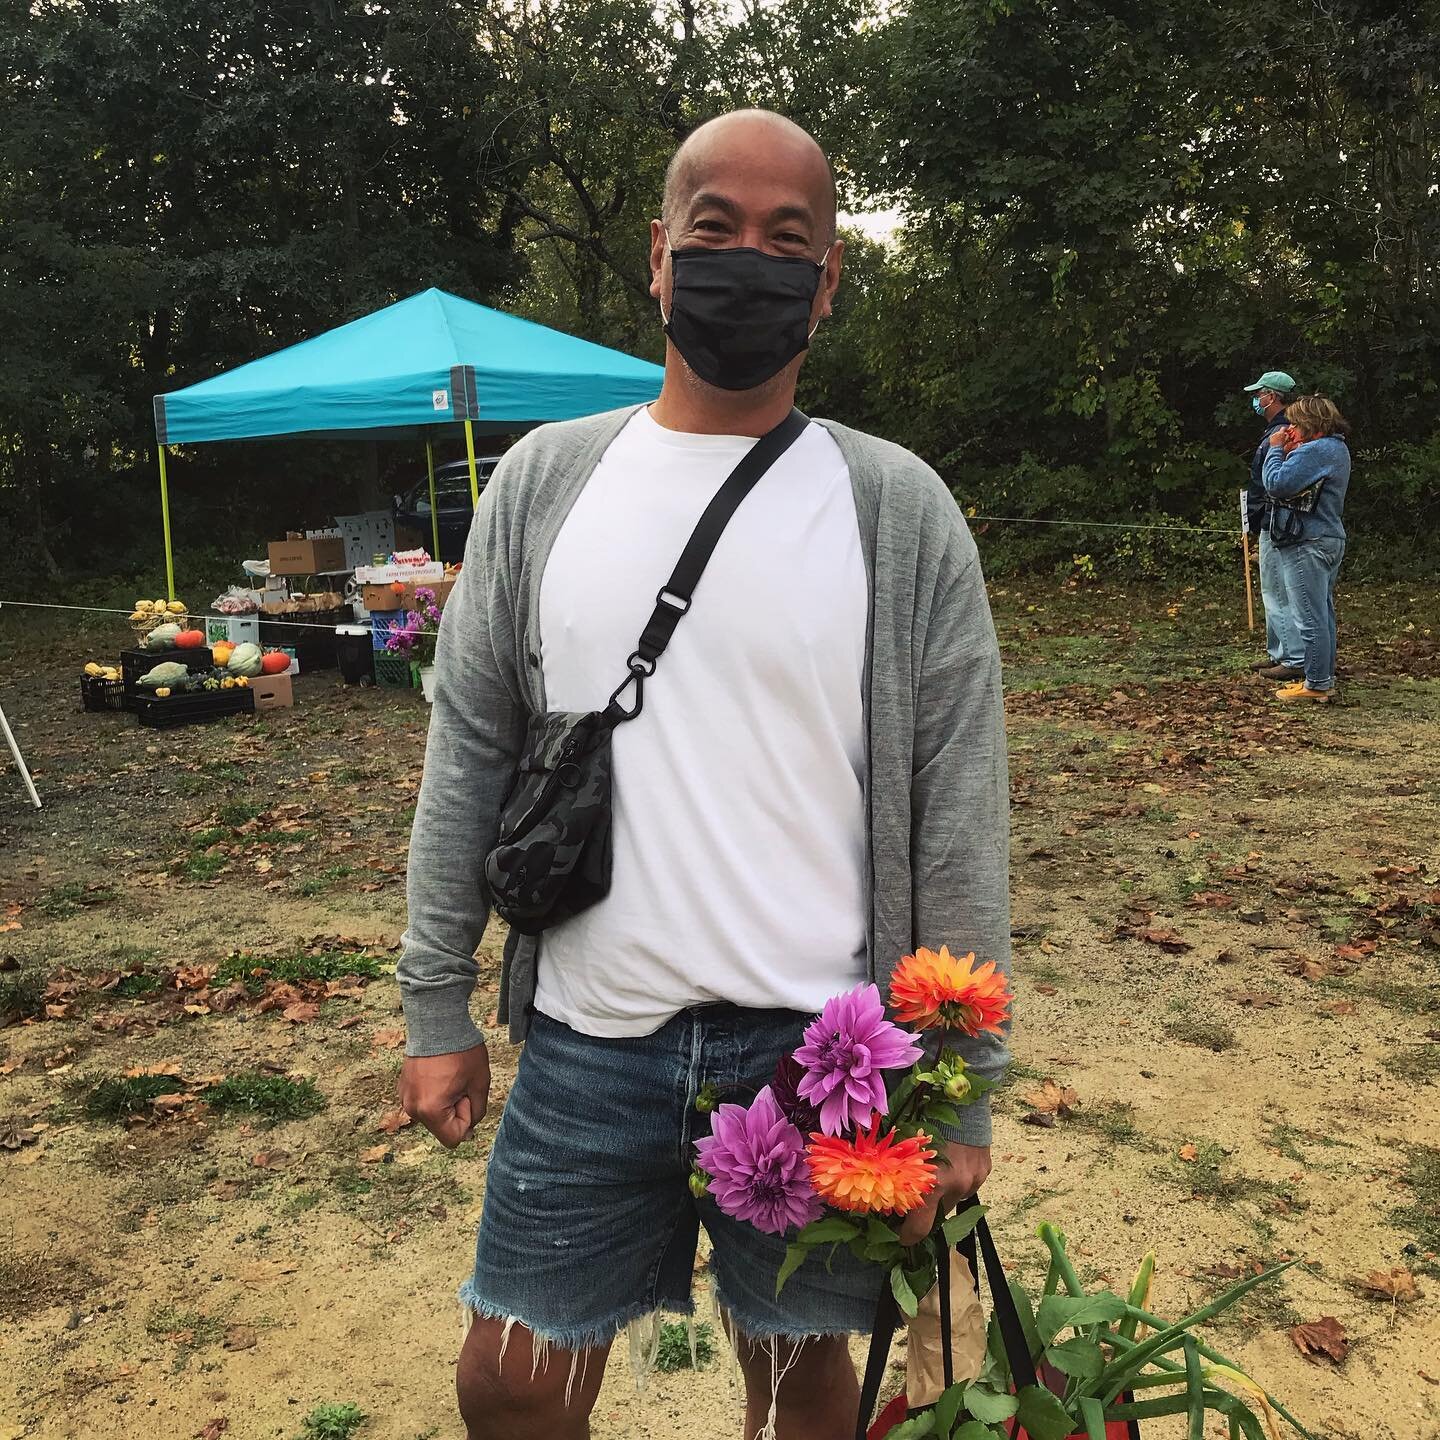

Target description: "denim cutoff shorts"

left=461, top=1005, right=885, bottom=1351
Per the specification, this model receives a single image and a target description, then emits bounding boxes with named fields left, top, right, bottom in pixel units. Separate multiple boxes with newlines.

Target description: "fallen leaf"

left=196, top=1420, right=229, bottom=1440
left=377, top=1108, right=413, bottom=1134
left=359, top=1144, right=390, bottom=1164
left=1020, top=1111, right=1056, bottom=1128
left=337, top=1015, right=364, bottom=1030
left=370, top=1028, right=404, bottom=1050
left=1178, top=1143, right=1199, bottom=1163
left=1290, top=1316, right=1348, bottom=1363
left=281, top=1002, right=320, bottom=1025
left=222, top=1325, right=257, bottom=1351
left=1034, top=983, right=1058, bottom=996
left=0, top=1119, right=42, bottom=1151
left=1321, top=1000, right=1356, bottom=1017
left=1226, top=988, right=1282, bottom=1009
left=1202, top=1261, right=1244, bottom=1279
left=1135, top=927, right=1191, bottom=954
left=251, top=1150, right=291, bottom=1170
left=1022, top=1079, right=1079, bottom=1118
left=1356, top=1268, right=1420, bottom=1303
left=1187, top=892, right=1236, bottom=910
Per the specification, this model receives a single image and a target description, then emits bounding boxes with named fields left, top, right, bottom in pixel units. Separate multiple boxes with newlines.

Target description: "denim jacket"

left=1262, top=435, right=1350, bottom=544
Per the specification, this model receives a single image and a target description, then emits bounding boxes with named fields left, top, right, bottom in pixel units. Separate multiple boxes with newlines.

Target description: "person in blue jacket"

left=1261, top=394, right=1352, bottom=702
left=1242, top=370, right=1303, bottom=679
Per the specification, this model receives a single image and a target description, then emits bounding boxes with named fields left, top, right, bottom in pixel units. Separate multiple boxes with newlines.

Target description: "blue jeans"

left=462, top=1007, right=883, bottom=1351
left=1258, top=530, right=1302, bottom=667
left=1278, top=537, right=1345, bottom=690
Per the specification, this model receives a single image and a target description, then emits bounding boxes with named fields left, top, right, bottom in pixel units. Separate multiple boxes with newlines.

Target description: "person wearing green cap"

left=1243, top=370, right=1302, bottom=679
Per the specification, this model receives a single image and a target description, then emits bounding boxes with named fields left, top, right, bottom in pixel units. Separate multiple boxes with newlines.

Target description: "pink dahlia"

left=694, top=1086, right=823, bottom=1236
left=793, top=983, right=923, bottom=1136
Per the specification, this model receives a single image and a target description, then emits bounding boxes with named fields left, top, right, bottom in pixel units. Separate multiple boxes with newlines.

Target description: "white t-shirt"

left=533, top=407, right=869, bottom=1036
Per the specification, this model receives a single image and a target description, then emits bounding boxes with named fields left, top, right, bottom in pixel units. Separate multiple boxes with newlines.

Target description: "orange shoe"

left=1275, top=682, right=1334, bottom=703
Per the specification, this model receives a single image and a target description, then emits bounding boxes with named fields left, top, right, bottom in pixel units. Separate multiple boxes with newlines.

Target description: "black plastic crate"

left=120, top=646, right=214, bottom=711
left=134, top=688, right=255, bottom=729
left=258, top=605, right=352, bottom=671
left=373, top=651, right=419, bottom=689
left=80, top=674, right=125, bottom=712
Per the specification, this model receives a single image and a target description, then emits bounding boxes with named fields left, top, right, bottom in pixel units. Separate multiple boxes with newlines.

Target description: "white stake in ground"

left=0, top=696, right=41, bottom=809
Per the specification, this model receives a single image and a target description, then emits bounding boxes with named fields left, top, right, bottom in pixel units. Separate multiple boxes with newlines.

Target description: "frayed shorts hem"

left=459, top=1281, right=694, bottom=1354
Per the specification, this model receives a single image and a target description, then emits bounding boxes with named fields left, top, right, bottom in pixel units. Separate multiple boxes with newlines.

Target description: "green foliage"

left=298, top=1402, right=367, bottom=1440
left=203, top=1074, right=326, bottom=1121
left=0, top=967, right=44, bottom=1025
left=84, top=1073, right=188, bottom=1119
left=653, top=1319, right=717, bottom=1372
left=215, top=948, right=386, bottom=989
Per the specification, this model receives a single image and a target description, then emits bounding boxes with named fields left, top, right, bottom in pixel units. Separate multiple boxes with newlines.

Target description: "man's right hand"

left=399, top=1044, right=491, bottom=1148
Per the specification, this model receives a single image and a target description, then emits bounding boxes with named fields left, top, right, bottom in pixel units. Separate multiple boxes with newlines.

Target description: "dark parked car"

left=393, top=456, right=501, bottom=564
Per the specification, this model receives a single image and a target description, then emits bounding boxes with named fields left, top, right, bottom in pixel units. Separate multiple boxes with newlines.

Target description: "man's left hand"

left=1267, top=429, right=1288, bottom=448
left=897, top=1141, right=992, bottom=1246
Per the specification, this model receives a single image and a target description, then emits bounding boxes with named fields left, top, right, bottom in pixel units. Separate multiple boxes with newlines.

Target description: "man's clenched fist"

left=400, top=1044, right=491, bottom=1149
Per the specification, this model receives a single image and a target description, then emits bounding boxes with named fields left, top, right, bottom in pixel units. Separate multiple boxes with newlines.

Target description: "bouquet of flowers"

left=691, top=947, right=1313, bottom=1440
left=384, top=586, right=442, bottom=667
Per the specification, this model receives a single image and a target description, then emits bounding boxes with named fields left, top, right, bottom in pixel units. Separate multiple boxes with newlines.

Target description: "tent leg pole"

left=157, top=444, right=176, bottom=602
left=425, top=439, right=440, bottom=561
left=464, top=420, right=479, bottom=508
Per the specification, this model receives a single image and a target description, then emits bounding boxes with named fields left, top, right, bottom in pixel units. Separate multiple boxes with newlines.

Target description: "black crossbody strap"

left=605, top=407, right=809, bottom=722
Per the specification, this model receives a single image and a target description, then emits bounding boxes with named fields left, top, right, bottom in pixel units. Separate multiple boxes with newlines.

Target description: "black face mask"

left=663, top=245, right=826, bottom=391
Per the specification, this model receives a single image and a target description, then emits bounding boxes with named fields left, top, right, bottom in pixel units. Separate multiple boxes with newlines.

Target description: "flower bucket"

left=419, top=664, right=437, bottom=703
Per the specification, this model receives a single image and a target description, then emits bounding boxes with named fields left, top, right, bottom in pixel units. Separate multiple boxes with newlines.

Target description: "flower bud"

left=695, top=1082, right=721, bottom=1115
left=688, top=1168, right=711, bottom=1198
left=944, top=1072, right=972, bottom=1103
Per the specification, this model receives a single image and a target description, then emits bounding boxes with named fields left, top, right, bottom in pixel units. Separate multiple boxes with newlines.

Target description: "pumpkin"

left=212, top=642, right=234, bottom=666
left=390, top=581, right=405, bottom=595
left=260, top=651, right=291, bottom=675
left=174, top=629, right=205, bottom=649
left=225, top=642, right=264, bottom=677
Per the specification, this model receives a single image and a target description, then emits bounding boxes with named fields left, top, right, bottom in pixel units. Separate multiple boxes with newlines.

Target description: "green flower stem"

left=1105, top=1390, right=1265, bottom=1439
left=1091, top=1261, right=1296, bottom=1406
left=1116, top=1252, right=1155, bottom=1342
left=1036, top=1222, right=1087, bottom=1297
left=1078, top=1397, right=1107, bottom=1440
left=1116, top=1308, right=1317, bottom=1440
left=1184, top=1338, right=1205, bottom=1440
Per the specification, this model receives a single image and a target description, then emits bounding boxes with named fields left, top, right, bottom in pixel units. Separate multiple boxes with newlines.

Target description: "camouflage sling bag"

left=484, top=408, right=810, bottom=935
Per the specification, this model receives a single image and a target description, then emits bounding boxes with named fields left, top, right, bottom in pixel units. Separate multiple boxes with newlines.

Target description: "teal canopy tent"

left=150, top=287, right=664, bottom=596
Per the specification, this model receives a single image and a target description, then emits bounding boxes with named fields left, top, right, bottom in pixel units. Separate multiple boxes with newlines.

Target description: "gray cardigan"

left=397, top=406, right=1012, bottom=1144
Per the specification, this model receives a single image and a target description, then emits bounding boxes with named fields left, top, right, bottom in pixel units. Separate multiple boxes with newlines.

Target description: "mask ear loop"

left=807, top=244, right=834, bottom=341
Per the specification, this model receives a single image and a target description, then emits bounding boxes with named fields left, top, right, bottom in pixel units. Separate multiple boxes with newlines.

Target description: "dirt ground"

left=1, top=577, right=1437, bottom=1440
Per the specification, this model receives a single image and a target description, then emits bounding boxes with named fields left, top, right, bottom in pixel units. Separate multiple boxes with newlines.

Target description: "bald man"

left=397, top=110, right=1012, bottom=1439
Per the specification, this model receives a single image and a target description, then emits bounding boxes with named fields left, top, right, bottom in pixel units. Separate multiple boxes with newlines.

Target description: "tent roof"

left=153, top=287, right=664, bottom=445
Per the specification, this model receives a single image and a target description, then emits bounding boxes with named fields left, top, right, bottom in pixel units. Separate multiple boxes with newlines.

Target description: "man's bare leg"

left=457, top=1314, right=612, bottom=1440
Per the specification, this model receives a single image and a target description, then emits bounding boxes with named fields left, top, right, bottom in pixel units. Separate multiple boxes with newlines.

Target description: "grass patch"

left=216, top=799, right=265, bottom=827
left=204, top=1074, right=326, bottom=1121
left=216, top=947, right=386, bottom=989
left=182, top=852, right=230, bottom=882
left=328, top=1157, right=468, bottom=1228
left=294, top=865, right=356, bottom=898
left=298, top=1402, right=367, bottom=1440
left=655, top=1320, right=717, bottom=1372
left=1073, top=1103, right=1148, bottom=1149
left=1164, top=1016, right=1237, bottom=1052
left=146, top=1304, right=224, bottom=1347
left=84, top=1073, right=188, bottom=1119
left=280, top=1187, right=325, bottom=1216
left=1383, top=1043, right=1440, bottom=1086
left=1367, top=980, right=1440, bottom=1015
left=114, top=970, right=162, bottom=998
left=37, top=881, right=116, bottom=918
left=1391, top=1145, right=1440, bottom=1274
left=0, top=967, right=44, bottom=1024
left=190, top=826, right=228, bottom=849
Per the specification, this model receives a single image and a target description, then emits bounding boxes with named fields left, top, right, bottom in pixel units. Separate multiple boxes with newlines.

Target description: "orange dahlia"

left=888, top=946, right=1011, bottom=1036
left=806, top=1115, right=937, bottom=1216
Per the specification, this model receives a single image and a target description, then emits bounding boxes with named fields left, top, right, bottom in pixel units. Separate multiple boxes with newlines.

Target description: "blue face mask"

left=1251, top=396, right=1266, bottom=417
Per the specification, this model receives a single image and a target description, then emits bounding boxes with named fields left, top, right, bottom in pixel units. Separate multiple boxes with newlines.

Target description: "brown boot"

left=1258, top=664, right=1304, bottom=680
left=1248, top=658, right=1277, bottom=671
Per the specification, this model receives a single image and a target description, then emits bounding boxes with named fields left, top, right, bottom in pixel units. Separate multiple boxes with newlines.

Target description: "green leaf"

left=1015, top=1384, right=1080, bottom=1440
left=941, top=1203, right=987, bottom=1246
left=882, top=1415, right=937, bottom=1440
left=933, top=1382, right=965, bottom=1437
left=798, top=1216, right=861, bottom=1244
left=1036, top=1291, right=1127, bottom=1343
left=891, top=1264, right=920, bottom=1319
left=1045, top=1336, right=1105, bottom=1381
left=951, top=1425, right=1006, bottom=1440
left=1077, top=1396, right=1108, bottom=1440
left=1008, top=1279, right=1043, bottom=1361
left=960, top=1384, right=1019, bottom=1425
left=775, top=1242, right=810, bottom=1297
left=868, top=1217, right=901, bottom=1246
left=925, top=1101, right=967, bottom=1129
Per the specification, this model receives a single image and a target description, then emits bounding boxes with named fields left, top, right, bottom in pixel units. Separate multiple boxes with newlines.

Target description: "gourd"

left=143, top=622, right=183, bottom=650
left=212, top=642, right=234, bottom=666
left=225, top=642, right=264, bottom=677
left=174, top=629, right=205, bottom=649
left=260, top=651, right=290, bottom=675
left=138, top=662, right=189, bottom=688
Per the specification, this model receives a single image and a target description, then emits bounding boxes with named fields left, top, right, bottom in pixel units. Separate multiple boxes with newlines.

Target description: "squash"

left=138, top=661, right=189, bottom=689
left=155, top=687, right=171, bottom=698
left=225, top=642, right=264, bottom=677
left=212, top=641, right=234, bottom=666
left=143, top=622, right=182, bottom=650
left=260, top=651, right=290, bottom=675
left=167, top=600, right=186, bottom=615
left=173, top=629, right=205, bottom=649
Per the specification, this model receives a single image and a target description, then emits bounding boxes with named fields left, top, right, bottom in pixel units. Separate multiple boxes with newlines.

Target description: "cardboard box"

left=267, top=536, right=348, bottom=576
left=354, top=561, right=444, bottom=586
left=251, top=672, right=294, bottom=710
left=362, top=583, right=405, bottom=613
left=361, top=576, right=457, bottom=614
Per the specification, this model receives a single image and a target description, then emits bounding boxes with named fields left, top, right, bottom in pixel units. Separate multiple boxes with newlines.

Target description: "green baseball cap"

left=1244, top=370, right=1297, bottom=394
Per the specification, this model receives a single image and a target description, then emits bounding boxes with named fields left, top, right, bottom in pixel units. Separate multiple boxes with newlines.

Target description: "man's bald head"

left=661, top=109, right=837, bottom=251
